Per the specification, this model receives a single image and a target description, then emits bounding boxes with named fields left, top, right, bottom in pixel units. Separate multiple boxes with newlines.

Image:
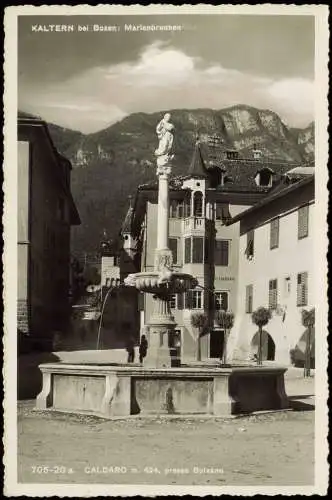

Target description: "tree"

left=251, top=307, right=272, bottom=365
left=215, top=311, right=235, bottom=365
left=301, top=308, right=315, bottom=378
left=190, top=312, right=209, bottom=362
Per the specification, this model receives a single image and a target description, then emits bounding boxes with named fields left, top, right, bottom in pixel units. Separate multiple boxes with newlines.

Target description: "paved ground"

left=17, top=372, right=315, bottom=486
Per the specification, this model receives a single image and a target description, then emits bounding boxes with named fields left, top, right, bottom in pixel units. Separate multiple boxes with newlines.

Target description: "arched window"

left=193, top=192, right=203, bottom=217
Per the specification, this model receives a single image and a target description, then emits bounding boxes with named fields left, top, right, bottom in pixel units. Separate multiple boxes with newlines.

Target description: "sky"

left=18, top=14, right=315, bottom=133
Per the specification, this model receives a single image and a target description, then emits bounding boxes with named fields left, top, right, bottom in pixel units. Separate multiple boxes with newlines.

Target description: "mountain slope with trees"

left=46, top=105, right=314, bottom=257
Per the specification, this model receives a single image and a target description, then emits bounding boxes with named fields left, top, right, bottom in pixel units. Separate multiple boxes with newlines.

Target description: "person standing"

left=139, top=334, right=148, bottom=364
left=126, top=336, right=135, bottom=363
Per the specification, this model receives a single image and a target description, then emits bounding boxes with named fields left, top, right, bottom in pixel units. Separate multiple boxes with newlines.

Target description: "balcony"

left=183, top=217, right=205, bottom=235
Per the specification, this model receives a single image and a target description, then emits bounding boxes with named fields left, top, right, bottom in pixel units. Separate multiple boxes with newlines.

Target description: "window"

left=184, top=238, right=191, bottom=264
left=297, top=272, right=308, bottom=306
left=192, top=290, right=202, bottom=309
left=270, top=218, right=279, bottom=249
left=177, top=201, right=184, bottom=218
left=215, top=291, right=229, bottom=311
left=193, top=192, right=203, bottom=217
left=215, top=240, right=229, bottom=266
left=245, top=285, right=253, bottom=313
left=245, top=230, right=254, bottom=259
left=226, top=150, right=239, bottom=160
left=284, top=276, right=291, bottom=298
left=258, top=170, right=272, bottom=187
left=169, top=294, right=177, bottom=309
left=269, top=279, right=278, bottom=309
left=169, top=238, right=178, bottom=264
left=298, top=205, right=309, bottom=239
left=215, top=203, right=231, bottom=223
left=184, top=197, right=191, bottom=217
left=185, top=290, right=203, bottom=309
left=169, top=200, right=177, bottom=218
left=169, top=200, right=184, bottom=219
left=192, top=237, right=204, bottom=263
left=184, top=237, right=204, bottom=264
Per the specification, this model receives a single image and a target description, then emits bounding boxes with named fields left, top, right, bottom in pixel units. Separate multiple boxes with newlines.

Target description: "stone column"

left=145, top=294, right=175, bottom=368
left=154, top=164, right=173, bottom=271
left=146, top=151, right=176, bottom=367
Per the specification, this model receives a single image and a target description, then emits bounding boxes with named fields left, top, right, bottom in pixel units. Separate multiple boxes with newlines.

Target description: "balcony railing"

left=184, top=217, right=205, bottom=232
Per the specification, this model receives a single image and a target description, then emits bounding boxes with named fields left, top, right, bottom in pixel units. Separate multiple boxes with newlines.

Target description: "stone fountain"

left=35, top=113, right=289, bottom=418
left=124, top=112, right=197, bottom=368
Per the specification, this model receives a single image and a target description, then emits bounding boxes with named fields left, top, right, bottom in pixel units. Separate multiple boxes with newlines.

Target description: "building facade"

left=126, top=141, right=301, bottom=362
left=18, top=112, right=80, bottom=349
left=226, top=174, right=315, bottom=365
left=91, top=233, right=140, bottom=349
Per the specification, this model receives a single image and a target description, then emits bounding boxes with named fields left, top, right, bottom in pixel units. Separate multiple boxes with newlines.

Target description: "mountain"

left=46, top=105, right=314, bottom=257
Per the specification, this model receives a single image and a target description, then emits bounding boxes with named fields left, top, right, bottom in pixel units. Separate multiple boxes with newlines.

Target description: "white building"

left=227, top=174, right=315, bottom=365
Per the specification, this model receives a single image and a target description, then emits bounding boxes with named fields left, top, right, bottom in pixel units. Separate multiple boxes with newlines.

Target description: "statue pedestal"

left=145, top=296, right=175, bottom=368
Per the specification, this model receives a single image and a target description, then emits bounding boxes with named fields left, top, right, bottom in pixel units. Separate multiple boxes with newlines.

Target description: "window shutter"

left=177, top=292, right=184, bottom=310
left=270, top=218, right=279, bottom=249
left=169, top=238, right=178, bottom=264
left=185, top=290, right=192, bottom=309
left=268, top=279, right=278, bottom=309
left=297, top=272, right=308, bottom=306
left=245, top=230, right=254, bottom=258
left=246, top=284, right=253, bottom=313
left=204, top=238, right=209, bottom=263
left=222, top=292, right=229, bottom=311
left=298, top=205, right=309, bottom=239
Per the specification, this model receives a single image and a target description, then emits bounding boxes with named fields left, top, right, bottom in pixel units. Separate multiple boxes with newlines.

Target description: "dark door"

left=209, top=329, right=224, bottom=358
left=267, top=334, right=276, bottom=361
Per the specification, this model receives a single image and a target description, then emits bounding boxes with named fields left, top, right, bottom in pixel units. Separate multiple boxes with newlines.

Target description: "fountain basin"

left=36, top=363, right=289, bottom=418
left=124, top=271, right=198, bottom=294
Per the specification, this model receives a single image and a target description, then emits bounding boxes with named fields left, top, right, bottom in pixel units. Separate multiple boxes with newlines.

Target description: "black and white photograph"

left=3, top=4, right=329, bottom=496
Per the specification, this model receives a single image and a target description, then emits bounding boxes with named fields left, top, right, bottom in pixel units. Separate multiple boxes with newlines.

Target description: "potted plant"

left=215, top=310, right=235, bottom=365
left=251, top=307, right=272, bottom=365
left=301, top=308, right=315, bottom=377
left=190, top=312, right=209, bottom=362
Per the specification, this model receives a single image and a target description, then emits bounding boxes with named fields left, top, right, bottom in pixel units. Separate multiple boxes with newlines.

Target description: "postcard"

left=3, top=4, right=329, bottom=497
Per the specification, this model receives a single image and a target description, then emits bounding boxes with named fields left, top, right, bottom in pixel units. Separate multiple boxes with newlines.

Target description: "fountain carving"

left=125, top=113, right=197, bottom=367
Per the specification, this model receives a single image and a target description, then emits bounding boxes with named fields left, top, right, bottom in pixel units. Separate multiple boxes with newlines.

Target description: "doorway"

left=251, top=330, right=276, bottom=361
left=169, top=329, right=181, bottom=367
left=209, top=329, right=225, bottom=358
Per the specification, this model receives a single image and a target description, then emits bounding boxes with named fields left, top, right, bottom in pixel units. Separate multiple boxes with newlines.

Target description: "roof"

left=286, top=166, right=315, bottom=176
left=18, top=110, right=42, bottom=121
left=138, top=157, right=299, bottom=195
left=226, top=174, right=314, bottom=225
left=121, top=205, right=134, bottom=234
left=188, top=142, right=209, bottom=178
left=18, top=110, right=81, bottom=225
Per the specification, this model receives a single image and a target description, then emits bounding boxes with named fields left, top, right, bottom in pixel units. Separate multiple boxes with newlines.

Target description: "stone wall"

left=17, top=299, right=29, bottom=334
